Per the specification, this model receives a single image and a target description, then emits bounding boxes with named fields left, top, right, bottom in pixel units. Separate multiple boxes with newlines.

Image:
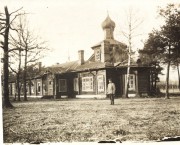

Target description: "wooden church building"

left=9, top=15, right=152, bottom=99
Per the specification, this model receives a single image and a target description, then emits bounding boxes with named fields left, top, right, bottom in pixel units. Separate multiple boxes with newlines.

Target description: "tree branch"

left=10, top=26, right=19, bottom=32
left=0, top=18, right=6, bottom=21
left=8, top=48, right=24, bottom=52
left=131, top=19, right=144, bottom=32
left=8, top=63, right=18, bottom=74
left=10, top=13, right=23, bottom=26
left=0, top=26, right=6, bottom=31
left=9, top=7, right=23, bottom=16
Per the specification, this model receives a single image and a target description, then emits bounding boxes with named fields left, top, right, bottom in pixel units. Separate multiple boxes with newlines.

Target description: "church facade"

left=9, top=15, right=152, bottom=99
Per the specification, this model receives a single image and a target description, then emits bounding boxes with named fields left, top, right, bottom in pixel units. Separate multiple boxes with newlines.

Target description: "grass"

left=3, top=97, right=180, bottom=143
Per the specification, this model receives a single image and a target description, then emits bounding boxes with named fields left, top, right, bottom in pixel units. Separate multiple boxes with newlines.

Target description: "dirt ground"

left=3, top=97, right=180, bottom=143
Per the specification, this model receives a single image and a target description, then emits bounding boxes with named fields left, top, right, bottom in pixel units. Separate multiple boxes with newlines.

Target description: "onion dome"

left=101, top=15, right=115, bottom=30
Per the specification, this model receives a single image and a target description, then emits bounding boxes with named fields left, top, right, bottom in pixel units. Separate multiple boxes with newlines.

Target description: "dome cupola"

left=101, top=15, right=115, bottom=30
left=101, top=15, right=115, bottom=40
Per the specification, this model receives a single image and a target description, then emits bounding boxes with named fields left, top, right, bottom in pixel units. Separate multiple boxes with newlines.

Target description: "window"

left=95, top=50, right=101, bottom=61
left=31, top=82, right=34, bottom=94
left=82, top=76, right=93, bottom=92
left=49, top=80, right=53, bottom=90
left=12, top=84, right=15, bottom=94
left=125, top=74, right=135, bottom=91
left=43, top=84, right=47, bottom=92
left=37, top=82, right=41, bottom=93
left=129, top=75, right=134, bottom=90
left=59, top=79, right=67, bottom=92
left=49, top=81, right=52, bottom=85
left=97, top=75, right=104, bottom=92
left=73, top=78, right=79, bottom=91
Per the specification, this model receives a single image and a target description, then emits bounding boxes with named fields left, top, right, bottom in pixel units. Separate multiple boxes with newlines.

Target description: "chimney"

left=38, top=62, right=42, bottom=72
left=78, top=50, right=84, bottom=65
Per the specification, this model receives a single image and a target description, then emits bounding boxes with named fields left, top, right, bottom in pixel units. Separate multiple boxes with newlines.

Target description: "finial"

left=107, top=10, right=109, bottom=16
left=67, top=48, right=70, bottom=61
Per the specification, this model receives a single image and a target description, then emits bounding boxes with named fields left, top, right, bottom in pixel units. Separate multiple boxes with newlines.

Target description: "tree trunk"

left=177, top=63, right=180, bottom=90
left=165, top=61, right=170, bottom=99
left=17, top=49, right=22, bottom=101
left=125, top=22, right=132, bottom=98
left=154, top=77, right=157, bottom=90
left=29, top=80, right=32, bottom=96
left=3, top=6, right=13, bottom=108
left=154, top=63, right=157, bottom=91
left=125, top=54, right=130, bottom=98
left=165, top=46, right=171, bottom=99
left=16, top=73, right=21, bottom=101
left=23, top=48, right=28, bottom=101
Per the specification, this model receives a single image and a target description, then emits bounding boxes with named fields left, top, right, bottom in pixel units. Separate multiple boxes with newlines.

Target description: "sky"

left=1, top=0, right=180, bottom=81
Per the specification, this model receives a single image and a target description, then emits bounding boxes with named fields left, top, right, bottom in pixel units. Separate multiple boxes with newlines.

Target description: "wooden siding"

left=42, top=74, right=54, bottom=96
left=55, top=73, right=76, bottom=98
left=108, top=67, right=151, bottom=97
left=138, top=69, right=150, bottom=94
left=8, top=67, right=151, bottom=98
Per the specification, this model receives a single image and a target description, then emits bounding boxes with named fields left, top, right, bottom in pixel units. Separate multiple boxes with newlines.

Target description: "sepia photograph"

left=0, top=0, right=180, bottom=144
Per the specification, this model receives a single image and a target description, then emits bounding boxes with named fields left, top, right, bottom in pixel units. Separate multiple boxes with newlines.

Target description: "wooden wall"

left=55, top=73, right=76, bottom=98
left=138, top=68, right=150, bottom=94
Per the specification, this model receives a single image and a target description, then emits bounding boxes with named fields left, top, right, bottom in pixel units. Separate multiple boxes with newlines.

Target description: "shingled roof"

left=91, top=39, right=127, bottom=49
left=75, top=61, right=113, bottom=72
left=51, top=61, right=79, bottom=71
left=43, top=61, right=79, bottom=74
left=114, top=57, right=148, bottom=68
left=41, top=58, right=114, bottom=75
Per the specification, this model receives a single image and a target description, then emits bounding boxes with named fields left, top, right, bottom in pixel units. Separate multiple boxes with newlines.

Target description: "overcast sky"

left=1, top=0, right=179, bottom=81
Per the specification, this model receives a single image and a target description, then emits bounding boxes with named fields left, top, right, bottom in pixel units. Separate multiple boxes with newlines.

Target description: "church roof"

left=101, top=15, right=115, bottom=29
left=91, top=39, right=127, bottom=49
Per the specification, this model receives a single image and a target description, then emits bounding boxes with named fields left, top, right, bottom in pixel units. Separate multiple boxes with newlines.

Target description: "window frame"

left=97, top=75, right=105, bottom=93
left=125, top=74, right=135, bottom=91
left=82, top=76, right=93, bottom=92
left=95, top=49, right=101, bottom=61
left=31, top=82, right=34, bottom=94
left=37, top=82, right=41, bottom=93
left=73, top=78, right=79, bottom=92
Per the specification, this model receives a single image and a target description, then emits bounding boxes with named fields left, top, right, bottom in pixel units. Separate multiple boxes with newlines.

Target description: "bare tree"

left=121, top=8, right=143, bottom=98
left=0, top=6, right=22, bottom=108
left=9, top=33, right=24, bottom=101
left=12, top=15, right=48, bottom=101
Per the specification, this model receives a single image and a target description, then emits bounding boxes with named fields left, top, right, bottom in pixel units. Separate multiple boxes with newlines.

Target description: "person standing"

left=107, top=79, right=116, bottom=105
